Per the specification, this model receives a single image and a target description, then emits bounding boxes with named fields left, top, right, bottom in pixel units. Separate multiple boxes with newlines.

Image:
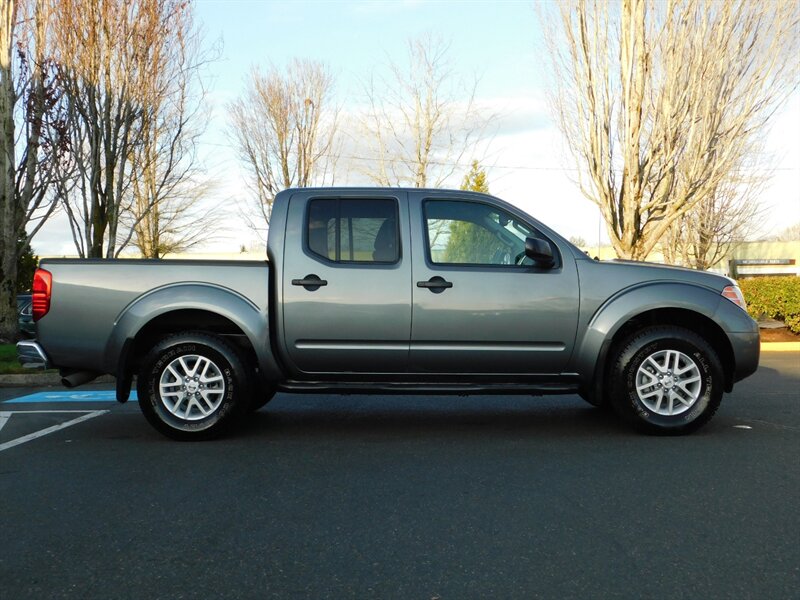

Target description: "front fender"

left=105, top=282, right=282, bottom=381
left=570, top=282, right=725, bottom=389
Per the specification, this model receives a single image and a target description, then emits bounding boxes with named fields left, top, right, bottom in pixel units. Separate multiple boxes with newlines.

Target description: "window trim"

left=421, top=198, right=561, bottom=270
left=304, top=197, right=402, bottom=266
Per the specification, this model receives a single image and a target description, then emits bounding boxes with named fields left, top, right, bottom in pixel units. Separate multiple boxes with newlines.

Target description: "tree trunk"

left=0, top=243, right=17, bottom=342
left=0, top=0, right=17, bottom=342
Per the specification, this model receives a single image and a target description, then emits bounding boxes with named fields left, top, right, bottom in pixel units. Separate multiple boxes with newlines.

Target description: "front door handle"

left=292, top=274, right=328, bottom=291
left=416, top=276, right=453, bottom=293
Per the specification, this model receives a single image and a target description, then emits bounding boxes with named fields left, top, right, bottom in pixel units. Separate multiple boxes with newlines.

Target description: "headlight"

left=721, top=285, right=747, bottom=311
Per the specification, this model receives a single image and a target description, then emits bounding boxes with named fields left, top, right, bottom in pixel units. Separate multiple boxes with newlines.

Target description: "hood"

left=582, top=256, right=736, bottom=292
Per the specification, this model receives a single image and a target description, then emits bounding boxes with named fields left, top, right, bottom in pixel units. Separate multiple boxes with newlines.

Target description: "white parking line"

left=0, top=410, right=109, bottom=452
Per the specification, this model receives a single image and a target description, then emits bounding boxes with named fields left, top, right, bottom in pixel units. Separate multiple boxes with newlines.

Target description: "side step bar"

left=278, top=380, right=580, bottom=396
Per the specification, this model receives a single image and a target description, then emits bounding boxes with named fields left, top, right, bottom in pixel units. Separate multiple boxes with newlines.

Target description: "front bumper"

left=729, top=330, right=760, bottom=384
left=16, top=340, right=51, bottom=370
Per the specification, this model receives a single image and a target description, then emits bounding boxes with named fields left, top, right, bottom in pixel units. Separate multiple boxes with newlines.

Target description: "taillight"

left=721, top=285, right=747, bottom=311
left=32, top=268, right=52, bottom=322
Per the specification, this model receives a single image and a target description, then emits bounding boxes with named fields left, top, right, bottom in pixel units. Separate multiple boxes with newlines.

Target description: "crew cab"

left=18, top=188, right=760, bottom=439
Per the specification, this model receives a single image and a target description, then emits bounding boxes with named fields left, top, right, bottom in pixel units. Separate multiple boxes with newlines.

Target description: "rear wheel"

left=609, top=326, right=723, bottom=435
left=137, top=332, right=251, bottom=440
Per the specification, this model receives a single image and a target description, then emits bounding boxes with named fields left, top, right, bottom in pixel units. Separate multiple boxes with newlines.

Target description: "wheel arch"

left=106, top=284, right=282, bottom=402
left=573, top=283, right=736, bottom=405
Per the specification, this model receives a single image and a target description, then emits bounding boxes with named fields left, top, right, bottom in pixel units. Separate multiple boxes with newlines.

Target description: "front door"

left=282, top=192, right=411, bottom=375
left=409, top=194, right=580, bottom=375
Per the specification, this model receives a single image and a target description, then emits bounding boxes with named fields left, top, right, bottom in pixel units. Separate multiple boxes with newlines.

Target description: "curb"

left=0, top=373, right=115, bottom=388
left=761, top=342, right=800, bottom=353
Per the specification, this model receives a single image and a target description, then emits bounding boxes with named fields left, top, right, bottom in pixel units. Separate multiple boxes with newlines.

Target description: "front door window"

left=425, top=200, right=537, bottom=267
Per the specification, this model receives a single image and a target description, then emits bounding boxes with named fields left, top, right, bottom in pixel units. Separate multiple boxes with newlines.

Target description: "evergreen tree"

left=442, top=161, right=497, bottom=263
left=460, top=160, right=489, bottom=193
left=16, top=238, right=38, bottom=293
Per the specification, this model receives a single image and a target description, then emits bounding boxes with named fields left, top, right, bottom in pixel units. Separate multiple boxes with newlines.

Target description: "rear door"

left=282, top=191, right=411, bottom=375
left=409, top=193, right=580, bottom=375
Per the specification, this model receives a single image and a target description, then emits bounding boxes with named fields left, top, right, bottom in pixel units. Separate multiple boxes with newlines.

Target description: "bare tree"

left=126, top=182, right=220, bottom=258
left=228, top=59, right=338, bottom=239
left=358, top=34, right=487, bottom=188
left=120, top=4, right=220, bottom=258
left=0, top=0, right=66, bottom=341
left=773, top=222, right=800, bottom=242
left=569, top=236, right=588, bottom=248
left=662, top=175, right=763, bottom=270
left=53, top=0, right=204, bottom=259
left=54, top=0, right=138, bottom=258
left=540, top=0, right=799, bottom=260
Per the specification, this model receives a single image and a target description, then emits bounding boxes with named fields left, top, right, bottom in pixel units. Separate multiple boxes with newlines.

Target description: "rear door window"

left=307, top=199, right=399, bottom=264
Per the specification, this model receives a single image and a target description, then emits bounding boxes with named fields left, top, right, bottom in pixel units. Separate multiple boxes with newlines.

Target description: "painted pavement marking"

left=3, top=390, right=138, bottom=404
left=0, top=410, right=109, bottom=452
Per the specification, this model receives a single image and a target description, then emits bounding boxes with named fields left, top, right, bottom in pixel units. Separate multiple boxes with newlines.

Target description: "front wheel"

left=137, top=332, right=251, bottom=440
left=609, top=326, right=723, bottom=435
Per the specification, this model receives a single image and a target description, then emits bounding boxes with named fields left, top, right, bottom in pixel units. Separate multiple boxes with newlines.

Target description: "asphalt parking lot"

left=1, top=353, right=798, bottom=599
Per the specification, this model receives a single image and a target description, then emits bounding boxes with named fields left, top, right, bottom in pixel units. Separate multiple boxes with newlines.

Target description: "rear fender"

left=106, top=283, right=282, bottom=392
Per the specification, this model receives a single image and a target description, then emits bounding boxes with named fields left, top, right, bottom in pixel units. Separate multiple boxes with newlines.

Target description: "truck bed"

left=36, top=259, right=270, bottom=373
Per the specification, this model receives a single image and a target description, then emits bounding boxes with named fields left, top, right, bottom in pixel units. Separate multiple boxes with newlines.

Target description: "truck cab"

left=270, top=188, right=580, bottom=381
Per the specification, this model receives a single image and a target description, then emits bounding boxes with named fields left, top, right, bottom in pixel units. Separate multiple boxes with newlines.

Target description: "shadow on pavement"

left=232, top=396, right=642, bottom=441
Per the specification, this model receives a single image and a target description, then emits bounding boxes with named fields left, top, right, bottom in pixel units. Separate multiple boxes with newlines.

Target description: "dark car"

left=17, top=294, right=35, bottom=339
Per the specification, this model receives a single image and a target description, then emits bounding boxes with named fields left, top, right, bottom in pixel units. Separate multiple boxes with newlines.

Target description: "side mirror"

left=525, top=237, right=555, bottom=267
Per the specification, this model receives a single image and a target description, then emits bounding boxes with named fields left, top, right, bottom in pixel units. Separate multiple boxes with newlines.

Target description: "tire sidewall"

left=613, top=328, right=722, bottom=432
left=138, top=335, right=246, bottom=438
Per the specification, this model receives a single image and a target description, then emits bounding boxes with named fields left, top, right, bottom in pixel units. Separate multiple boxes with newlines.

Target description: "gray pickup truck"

left=18, top=187, right=760, bottom=439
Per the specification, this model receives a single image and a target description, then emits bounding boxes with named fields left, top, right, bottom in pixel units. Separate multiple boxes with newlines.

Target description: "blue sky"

left=186, top=0, right=605, bottom=251
left=33, top=0, right=800, bottom=255
left=196, top=0, right=546, bottom=99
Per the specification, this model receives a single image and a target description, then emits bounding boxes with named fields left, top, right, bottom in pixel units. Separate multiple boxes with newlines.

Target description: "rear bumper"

left=16, top=340, right=51, bottom=370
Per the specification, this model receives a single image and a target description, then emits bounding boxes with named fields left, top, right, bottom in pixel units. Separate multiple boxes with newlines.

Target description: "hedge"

left=739, top=276, right=800, bottom=334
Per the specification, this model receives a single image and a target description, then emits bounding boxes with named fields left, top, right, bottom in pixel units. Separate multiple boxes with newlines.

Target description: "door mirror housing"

left=525, top=237, right=555, bottom=267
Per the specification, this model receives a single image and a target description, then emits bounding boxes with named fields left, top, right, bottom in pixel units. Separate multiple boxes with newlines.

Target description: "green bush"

left=0, top=344, right=23, bottom=374
left=739, top=276, right=800, bottom=334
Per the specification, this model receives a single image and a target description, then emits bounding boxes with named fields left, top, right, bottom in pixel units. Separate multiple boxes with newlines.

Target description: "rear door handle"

left=416, top=276, right=453, bottom=293
left=292, top=274, right=328, bottom=291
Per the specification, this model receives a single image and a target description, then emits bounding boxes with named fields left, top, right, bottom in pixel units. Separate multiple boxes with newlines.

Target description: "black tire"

left=248, top=385, right=277, bottom=413
left=137, top=331, right=251, bottom=440
left=609, top=326, right=723, bottom=435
